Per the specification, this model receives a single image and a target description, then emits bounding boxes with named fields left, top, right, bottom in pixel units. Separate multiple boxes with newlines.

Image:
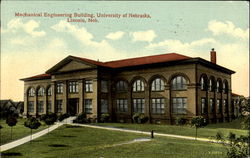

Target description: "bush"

left=73, top=113, right=90, bottom=124
left=132, top=113, right=148, bottom=124
left=227, top=142, right=249, bottom=158
left=227, top=132, right=236, bottom=144
left=175, top=117, right=187, bottom=126
left=215, top=131, right=224, bottom=142
left=58, top=113, right=70, bottom=122
left=100, top=113, right=110, bottom=123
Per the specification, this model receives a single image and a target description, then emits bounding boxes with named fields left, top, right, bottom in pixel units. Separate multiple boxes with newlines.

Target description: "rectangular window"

left=133, top=98, right=145, bottom=113
left=38, top=101, right=44, bottom=113
left=85, top=80, right=93, bottom=92
left=209, top=98, right=215, bottom=113
left=47, top=101, right=52, bottom=113
left=28, top=101, right=34, bottom=113
left=152, top=98, right=165, bottom=114
left=116, top=99, right=128, bottom=112
left=201, top=98, right=207, bottom=114
left=56, top=82, right=63, bottom=94
left=84, top=99, right=92, bottom=114
left=101, top=80, right=108, bottom=93
left=56, top=100, right=63, bottom=113
left=101, top=99, right=108, bottom=113
left=69, top=81, right=78, bottom=93
left=172, top=98, right=187, bottom=114
left=216, top=99, right=222, bottom=113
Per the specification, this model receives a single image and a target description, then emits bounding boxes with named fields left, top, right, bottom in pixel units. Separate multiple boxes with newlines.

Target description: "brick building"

left=21, top=49, right=236, bottom=124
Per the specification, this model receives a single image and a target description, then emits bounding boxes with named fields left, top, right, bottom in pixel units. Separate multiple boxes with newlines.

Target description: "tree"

left=6, top=116, right=17, bottom=140
left=24, top=117, right=41, bottom=142
left=0, top=124, right=3, bottom=145
left=41, top=113, right=57, bottom=133
left=191, top=116, right=207, bottom=140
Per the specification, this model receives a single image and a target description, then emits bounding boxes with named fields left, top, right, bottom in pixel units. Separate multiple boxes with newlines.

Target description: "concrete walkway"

left=1, top=119, right=225, bottom=152
left=0, top=117, right=75, bottom=152
left=66, top=123, right=223, bottom=144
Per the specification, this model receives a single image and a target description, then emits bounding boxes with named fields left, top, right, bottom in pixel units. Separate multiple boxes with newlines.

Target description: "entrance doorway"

left=67, top=98, right=78, bottom=116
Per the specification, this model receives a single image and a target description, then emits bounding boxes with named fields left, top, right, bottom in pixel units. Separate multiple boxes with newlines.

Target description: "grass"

left=2, top=125, right=228, bottom=158
left=0, top=118, right=47, bottom=145
left=93, top=119, right=248, bottom=140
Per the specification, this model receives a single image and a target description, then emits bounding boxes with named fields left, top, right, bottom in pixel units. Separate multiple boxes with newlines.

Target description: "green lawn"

left=2, top=125, right=228, bottom=158
left=93, top=119, right=248, bottom=140
left=0, top=118, right=47, bottom=145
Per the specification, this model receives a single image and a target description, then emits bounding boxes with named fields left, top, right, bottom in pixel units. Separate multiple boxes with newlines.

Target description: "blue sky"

left=1, top=1, right=249, bottom=100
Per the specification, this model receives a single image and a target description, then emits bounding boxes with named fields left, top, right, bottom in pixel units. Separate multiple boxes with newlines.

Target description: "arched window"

left=116, top=80, right=128, bottom=92
left=208, top=78, right=214, bottom=92
left=133, top=79, right=144, bottom=92
left=28, top=88, right=35, bottom=97
left=47, top=86, right=52, bottom=96
left=200, top=76, right=207, bottom=90
left=223, top=81, right=228, bottom=94
left=151, top=78, right=164, bottom=91
left=38, top=87, right=45, bottom=96
left=216, top=80, right=222, bottom=93
left=171, top=76, right=187, bottom=90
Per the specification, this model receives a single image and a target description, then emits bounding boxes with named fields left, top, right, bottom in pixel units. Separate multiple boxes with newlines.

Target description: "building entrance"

left=67, top=98, right=78, bottom=116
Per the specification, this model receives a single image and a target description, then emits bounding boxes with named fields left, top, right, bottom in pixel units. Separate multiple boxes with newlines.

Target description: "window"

left=216, top=99, right=222, bottom=113
left=101, top=99, right=108, bottom=113
left=84, top=99, right=92, bottom=113
left=28, top=101, right=34, bottom=113
left=56, top=100, right=63, bottom=113
left=223, top=82, right=228, bottom=94
left=201, top=98, right=207, bottom=114
left=85, top=80, right=93, bottom=92
left=116, top=81, right=128, bottom=92
left=151, top=78, right=165, bottom=91
left=47, top=87, right=52, bottom=96
left=116, top=99, right=128, bottom=112
left=216, top=80, right=222, bottom=93
left=28, top=88, right=35, bottom=97
left=209, top=79, right=214, bottom=92
left=69, top=81, right=78, bottom=93
left=209, top=98, right=215, bottom=113
left=133, top=79, right=145, bottom=92
left=223, top=99, right=228, bottom=113
left=133, top=98, right=145, bottom=113
left=101, top=80, right=108, bottom=93
left=171, top=76, right=187, bottom=90
left=56, top=83, right=63, bottom=94
left=152, top=98, right=165, bottom=114
left=172, top=98, right=187, bottom=114
left=38, top=101, right=44, bottom=113
left=38, top=87, right=45, bottom=96
left=200, top=77, right=207, bottom=90
left=47, top=101, right=52, bottom=113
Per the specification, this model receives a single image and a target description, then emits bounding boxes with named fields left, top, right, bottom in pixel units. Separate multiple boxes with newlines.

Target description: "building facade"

left=21, top=49, right=236, bottom=124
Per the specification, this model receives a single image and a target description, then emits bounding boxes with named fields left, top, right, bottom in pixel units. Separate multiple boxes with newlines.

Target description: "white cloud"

left=131, top=30, right=156, bottom=42
left=147, top=38, right=216, bottom=55
left=207, top=20, right=249, bottom=39
left=3, top=18, right=46, bottom=37
left=106, top=31, right=125, bottom=40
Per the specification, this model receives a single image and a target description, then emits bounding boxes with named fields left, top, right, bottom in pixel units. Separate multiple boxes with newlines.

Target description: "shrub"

left=73, top=113, right=90, bottom=124
left=227, top=132, right=236, bottom=144
left=227, top=142, right=249, bottom=158
left=58, top=113, right=70, bottom=122
left=132, top=113, right=148, bottom=124
left=100, top=113, right=110, bottom=123
left=215, top=131, right=224, bottom=142
left=175, top=117, right=187, bottom=126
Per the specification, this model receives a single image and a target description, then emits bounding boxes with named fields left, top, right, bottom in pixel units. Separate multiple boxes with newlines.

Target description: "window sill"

left=151, top=90, right=165, bottom=92
left=85, top=91, right=93, bottom=93
left=171, top=89, right=187, bottom=91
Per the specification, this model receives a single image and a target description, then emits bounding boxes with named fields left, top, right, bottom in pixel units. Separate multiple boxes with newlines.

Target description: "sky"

left=1, top=1, right=249, bottom=101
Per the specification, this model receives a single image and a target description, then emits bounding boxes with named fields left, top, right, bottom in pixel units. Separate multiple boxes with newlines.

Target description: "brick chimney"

left=210, top=48, right=216, bottom=64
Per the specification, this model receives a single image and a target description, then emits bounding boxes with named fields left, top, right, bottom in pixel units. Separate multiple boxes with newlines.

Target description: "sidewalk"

left=0, top=117, right=75, bottom=152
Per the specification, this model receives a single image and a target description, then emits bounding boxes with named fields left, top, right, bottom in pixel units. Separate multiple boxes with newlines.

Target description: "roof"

left=20, top=73, right=51, bottom=81
left=21, top=52, right=235, bottom=81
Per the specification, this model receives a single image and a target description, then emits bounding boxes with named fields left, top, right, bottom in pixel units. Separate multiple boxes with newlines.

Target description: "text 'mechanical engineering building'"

left=21, top=49, right=237, bottom=124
